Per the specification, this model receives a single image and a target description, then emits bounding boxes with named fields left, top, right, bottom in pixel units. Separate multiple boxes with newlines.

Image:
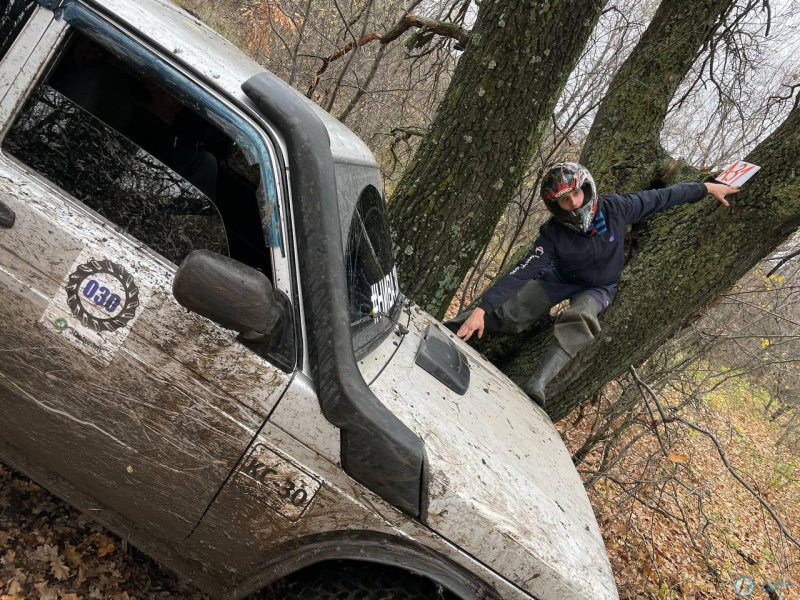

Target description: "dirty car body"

left=0, top=1, right=619, bottom=599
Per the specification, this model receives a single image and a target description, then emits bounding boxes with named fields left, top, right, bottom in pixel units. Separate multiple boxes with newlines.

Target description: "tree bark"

left=387, top=0, right=606, bottom=319
left=580, top=0, right=734, bottom=191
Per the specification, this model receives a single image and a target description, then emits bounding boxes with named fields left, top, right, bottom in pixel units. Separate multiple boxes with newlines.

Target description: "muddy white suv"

left=0, top=1, right=619, bottom=598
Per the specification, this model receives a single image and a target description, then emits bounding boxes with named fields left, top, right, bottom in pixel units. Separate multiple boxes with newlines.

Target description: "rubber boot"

left=523, top=342, right=571, bottom=408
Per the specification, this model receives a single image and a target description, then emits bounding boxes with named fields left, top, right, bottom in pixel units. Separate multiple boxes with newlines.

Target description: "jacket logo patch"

left=510, top=247, right=545, bottom=275
left=609, top=235, right=615, bottom=242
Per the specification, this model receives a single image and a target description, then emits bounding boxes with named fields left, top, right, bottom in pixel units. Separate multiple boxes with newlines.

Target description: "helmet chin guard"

left=540, top=162, right=598, bottom=233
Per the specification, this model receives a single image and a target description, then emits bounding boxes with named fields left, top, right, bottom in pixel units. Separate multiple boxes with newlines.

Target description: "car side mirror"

left=173, top=250, right=281, bottom=336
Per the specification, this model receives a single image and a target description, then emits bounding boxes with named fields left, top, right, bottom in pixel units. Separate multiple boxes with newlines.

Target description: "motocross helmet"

left=540, top=162, right=598, bottom=234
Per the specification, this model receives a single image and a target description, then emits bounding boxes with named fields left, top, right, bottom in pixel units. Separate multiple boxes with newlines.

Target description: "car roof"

left=83, top=0, right=378, bottom=168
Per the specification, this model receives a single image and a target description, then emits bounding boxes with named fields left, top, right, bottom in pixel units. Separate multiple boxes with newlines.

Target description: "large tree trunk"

left=580, top=0, right=734, bottom=192
left=472, top=0, right=796, bottom=423
left=388, top=0, right=606, bottom=319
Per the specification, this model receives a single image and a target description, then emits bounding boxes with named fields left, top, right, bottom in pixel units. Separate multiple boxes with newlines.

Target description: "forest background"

left=3, top=0, right=800, bottom=598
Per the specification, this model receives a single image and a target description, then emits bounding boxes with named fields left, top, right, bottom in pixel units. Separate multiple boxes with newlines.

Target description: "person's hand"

left=457, top=308, right=486, bottom=341
left=704, top=182, right=741, bottom=207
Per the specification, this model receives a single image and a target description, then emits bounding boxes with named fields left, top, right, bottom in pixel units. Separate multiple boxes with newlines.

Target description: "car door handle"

left=0, top=198, right=15, bottom=228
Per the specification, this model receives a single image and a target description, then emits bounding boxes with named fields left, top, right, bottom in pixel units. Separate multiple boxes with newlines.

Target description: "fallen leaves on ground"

left=0, top=463, right=208, bottom=600
left=559, top=374, right=800, bottom=599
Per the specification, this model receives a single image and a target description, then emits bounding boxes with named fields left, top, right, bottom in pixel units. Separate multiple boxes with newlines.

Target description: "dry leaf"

left=6, top=578, right=23, bottom=596
left=32, top=545, right=57, bottom=563
left=96, top=543, right=115, bottom=558
left=667, top=452, right=690, bottom=464
left=1, top=550, right=15, bottom=566
left=50, top=557, right=69, bottom=580
left=63, top=545, right=82, bottom=569
left=34, top=581, right=57, bottom=600
left=11, top=479, right=40, bottom=492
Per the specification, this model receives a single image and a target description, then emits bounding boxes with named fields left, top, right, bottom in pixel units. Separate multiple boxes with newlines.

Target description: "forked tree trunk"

left=497, top=98, right=800, bottom=422
left=471, top=0, right=795, bottom=423
left=388, top=0, right=606, bottom=319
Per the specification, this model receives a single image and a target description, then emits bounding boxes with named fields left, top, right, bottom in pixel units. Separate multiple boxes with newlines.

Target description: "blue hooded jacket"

left=478, top=182, right=707, bottom=313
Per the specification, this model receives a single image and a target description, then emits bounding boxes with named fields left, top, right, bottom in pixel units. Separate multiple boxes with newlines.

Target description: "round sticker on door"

left=65, top=259, right=140, bottom=332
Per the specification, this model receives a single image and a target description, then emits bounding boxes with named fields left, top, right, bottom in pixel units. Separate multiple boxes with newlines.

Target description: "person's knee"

left=554, top=295, right=602, bottom=356
left=557, top=295, right=599, bottom=323
left=493, top=280, right=553, bottom=333
left=569, top=294, right=600, bottom=315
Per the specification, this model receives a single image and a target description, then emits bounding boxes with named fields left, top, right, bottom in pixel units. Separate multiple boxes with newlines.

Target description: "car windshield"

left=345, top=186, right=400, bottom=358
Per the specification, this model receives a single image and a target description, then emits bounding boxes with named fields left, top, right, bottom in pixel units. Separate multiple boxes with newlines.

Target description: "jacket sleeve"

left=613, top=182, right=707, bottom=224
left=478, top=229, right=555, bottom=313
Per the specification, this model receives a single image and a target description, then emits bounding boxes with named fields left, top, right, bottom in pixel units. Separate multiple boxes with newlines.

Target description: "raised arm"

left=613, top=182, right=741, bottom=223
left=612, top=182, right=707, bottom=224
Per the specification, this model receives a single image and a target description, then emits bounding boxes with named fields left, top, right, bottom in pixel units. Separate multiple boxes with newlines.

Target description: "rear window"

left=0, top=0, right=37, bottom=62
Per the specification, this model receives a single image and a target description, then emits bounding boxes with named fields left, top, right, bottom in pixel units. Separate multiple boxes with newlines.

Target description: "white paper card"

left=715, top=160, right=760, bottom=187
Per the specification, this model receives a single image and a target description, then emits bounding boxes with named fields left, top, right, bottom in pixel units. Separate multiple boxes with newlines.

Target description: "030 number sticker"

left=82, top=279, right=122, bottom=313
left=65, top=259, right=139, bottom=331
left=235, top=443, right=321, bottom=521
left=40, top=249, right=157, bottom=365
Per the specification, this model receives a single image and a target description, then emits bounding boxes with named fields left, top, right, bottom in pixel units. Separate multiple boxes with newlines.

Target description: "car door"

left=0, top=10, right=293, bottom=540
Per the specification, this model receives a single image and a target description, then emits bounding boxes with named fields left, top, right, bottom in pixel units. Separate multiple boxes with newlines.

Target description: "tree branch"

left=630, top=368, right=800, bottom=551
left=307, top=32, right=383, bottom=97
left=380, top=14, right=470, bottom=49
left=766, top=248, right=800, bottom=277
left=307, top=13, right=470, bottom=98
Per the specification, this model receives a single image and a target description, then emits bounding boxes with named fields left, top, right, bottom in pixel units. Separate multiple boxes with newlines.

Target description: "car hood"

left=358, top=304, right=618, bottom=600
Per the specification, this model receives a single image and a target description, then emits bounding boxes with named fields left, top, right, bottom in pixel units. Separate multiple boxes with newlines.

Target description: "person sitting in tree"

left=448, top=162, right=740, bottom=407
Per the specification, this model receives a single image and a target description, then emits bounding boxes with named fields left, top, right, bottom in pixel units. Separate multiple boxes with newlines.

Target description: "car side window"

left=4, top=84, right=229, bottom=265
left=0, top=32, right=278, bottom=273
left=0, top=0, right=37, bottom=62
left=1, top=30, right=295, bottom=370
